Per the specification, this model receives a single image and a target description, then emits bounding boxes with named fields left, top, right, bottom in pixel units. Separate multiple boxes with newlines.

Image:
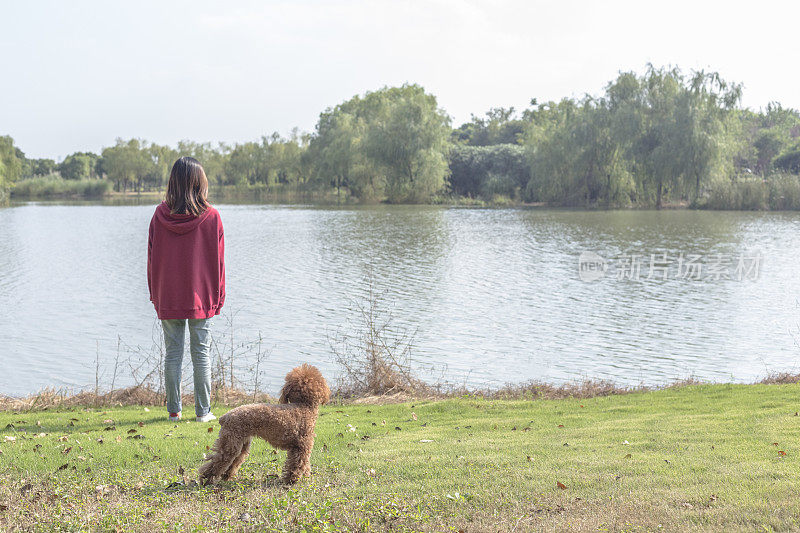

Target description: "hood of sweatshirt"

left=154, top=201, right=213, bottom=235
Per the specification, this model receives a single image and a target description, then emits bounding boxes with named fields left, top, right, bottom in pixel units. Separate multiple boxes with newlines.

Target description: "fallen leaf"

left=3, top=436, right=15, bottom=443
left=61, top=447, right=72, bottom=455
left=395, top=426, right=401, bottom=431
left=778, top=450, right=787, bottom=456
left=143, top=407, right=150, bottom=412
left=411, top=413, right=417, bottom=421
left=207, top=427, right=214, bottom=433
left=557, top=481, right=567, bottom=490
left=138, top=422, right=145, bottom=428
left=624, top=453, right=632, bottom=459
left=558, top=424, right=564, bottom=428
left=115, top=436, right=122, bottom=443
left=127, top=429, right=137, bottom=434
left=56, top=464, right=68, bottom=472
left=526, top=455, right=533, bottom=462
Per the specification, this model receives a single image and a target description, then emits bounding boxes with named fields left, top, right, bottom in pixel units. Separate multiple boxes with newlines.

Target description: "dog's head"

left=278, top=364, right=331, bottom=407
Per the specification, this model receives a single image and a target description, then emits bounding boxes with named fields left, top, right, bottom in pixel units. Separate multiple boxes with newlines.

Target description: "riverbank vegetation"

left=3, top=65, right=800, bottom=208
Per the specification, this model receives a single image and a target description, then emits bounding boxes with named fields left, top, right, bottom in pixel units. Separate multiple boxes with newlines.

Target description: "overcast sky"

left=1, top=0, right=798, bottom=160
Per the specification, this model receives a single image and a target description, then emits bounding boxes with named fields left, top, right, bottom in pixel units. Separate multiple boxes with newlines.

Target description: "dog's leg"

left=198, top=426, right=243, bottom=484
left=222, top=436, right=252, bottom=481
left=281, top=444, right=311, bottom=484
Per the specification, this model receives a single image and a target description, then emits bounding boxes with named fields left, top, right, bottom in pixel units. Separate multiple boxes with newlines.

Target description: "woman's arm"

left=147, top=218, right=154, bottom=302
left=218, top=220, right=225, bottom=310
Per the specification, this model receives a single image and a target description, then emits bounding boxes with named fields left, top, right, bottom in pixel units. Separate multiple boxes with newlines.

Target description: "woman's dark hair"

left=166, top=156, right=210, bottom=216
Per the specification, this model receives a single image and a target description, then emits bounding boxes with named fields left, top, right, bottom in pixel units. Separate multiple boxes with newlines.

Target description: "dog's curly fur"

left=198, top=364, right=330, bottom=484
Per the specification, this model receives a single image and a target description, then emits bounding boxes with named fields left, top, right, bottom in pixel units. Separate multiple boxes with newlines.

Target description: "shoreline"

left=3, top=372, right=798, bottom=411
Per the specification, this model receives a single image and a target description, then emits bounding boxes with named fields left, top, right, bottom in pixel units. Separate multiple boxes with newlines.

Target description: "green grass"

left=2, top=384, right=800, bottom=531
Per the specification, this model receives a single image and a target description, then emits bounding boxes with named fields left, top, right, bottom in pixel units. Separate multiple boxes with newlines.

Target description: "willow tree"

left=606, top=66, right=740, bottom=207
left=0, top=136, right=23, bottom=202
left=310, top=84, right=451, bottom=203
left=99, top=138, right=154, bottom=193
left=524, top=98, right=633, bottom=205
left=363, top=85, right=451, bottom=203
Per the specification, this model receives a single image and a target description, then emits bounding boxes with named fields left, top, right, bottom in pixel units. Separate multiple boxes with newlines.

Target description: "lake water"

left=2, top=201, right=800, bottom=397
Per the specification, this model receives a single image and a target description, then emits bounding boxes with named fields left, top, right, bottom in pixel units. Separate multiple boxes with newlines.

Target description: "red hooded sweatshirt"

left=147, top=201, right=225, bottom=320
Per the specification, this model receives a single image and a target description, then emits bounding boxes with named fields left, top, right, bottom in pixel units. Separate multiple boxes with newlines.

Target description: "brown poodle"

left=198, top=364, right=330, bottom=484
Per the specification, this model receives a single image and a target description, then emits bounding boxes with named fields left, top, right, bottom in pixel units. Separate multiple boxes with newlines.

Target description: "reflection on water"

left=1, top=202, right=799, bottom=396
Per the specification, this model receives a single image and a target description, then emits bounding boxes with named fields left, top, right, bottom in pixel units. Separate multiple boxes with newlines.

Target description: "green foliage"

left=310, top=84, right=451, bottom=203
left=451, top=106, right=528, bottom=146
left=22, top=157, right=56, bottom=178
left=699, top=174, right=800, bottom=210
left=774, top=149, right=800, bottom=174
left=448, top=144, right=528, bottom=199
left=0, top=135, right=23, bottom=201
left=59, top=152, right=99, bottom=180
left=99, top=139, right=176, bottom=193
left=11, top=174, right=112, bottom=198
left=523, top=66, right=741, bottom=207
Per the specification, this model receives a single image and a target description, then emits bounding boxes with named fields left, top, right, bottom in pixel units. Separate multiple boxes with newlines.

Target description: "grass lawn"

left=1, top=383, right=800, bottom=532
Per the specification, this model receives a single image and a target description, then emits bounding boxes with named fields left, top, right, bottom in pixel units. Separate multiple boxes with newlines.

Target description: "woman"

left=147, top=156, right=225, bottom=422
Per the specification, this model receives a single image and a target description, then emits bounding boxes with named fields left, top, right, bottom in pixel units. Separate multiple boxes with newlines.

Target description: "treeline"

left=3, top=66, right=800, bottom=207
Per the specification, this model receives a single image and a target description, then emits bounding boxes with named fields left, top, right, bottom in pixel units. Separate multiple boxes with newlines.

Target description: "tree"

left=0, top=136, right=23, bottom=201
left=99, top=139, right=152, bottom=193
left=452, top=106, right=528, bottom=146
left=448, top=144, right=528, bottom=198
left=59, top=152, right=99, bottom=180
left=362, top=85, right=451, bottom=202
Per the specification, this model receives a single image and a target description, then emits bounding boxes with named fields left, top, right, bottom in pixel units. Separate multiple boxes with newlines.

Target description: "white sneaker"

left=169, top=412, right=182, bottom=422
left=196, top=413, right=217, bottom=423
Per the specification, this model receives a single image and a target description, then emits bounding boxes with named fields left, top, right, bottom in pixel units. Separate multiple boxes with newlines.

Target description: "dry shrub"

left=330, top=283, right=433, bottom=399
left=0, top=386, right=276, bottom=413
left=473, top=379, right=642, bottom=400
left=760, top=372, right=800, bottom=384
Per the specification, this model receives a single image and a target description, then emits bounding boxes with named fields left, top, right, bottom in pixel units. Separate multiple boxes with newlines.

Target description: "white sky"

left=1, top=0, right=798, bottom=160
